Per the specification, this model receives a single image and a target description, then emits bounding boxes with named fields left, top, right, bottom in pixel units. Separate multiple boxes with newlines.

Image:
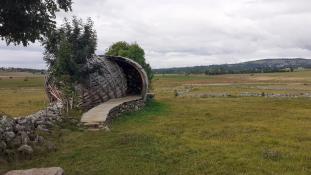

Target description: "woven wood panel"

left=46, top=56, right=128, bottom=110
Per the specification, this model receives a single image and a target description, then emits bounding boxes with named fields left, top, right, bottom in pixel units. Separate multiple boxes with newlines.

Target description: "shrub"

left=106, top=41, right=153, bottom=81
left=42, top=17, right=97, bottom=109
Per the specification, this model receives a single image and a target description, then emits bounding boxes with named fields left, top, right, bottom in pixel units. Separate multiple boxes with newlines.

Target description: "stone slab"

left=80, top=95, right=142, bottom=125
left=5, top=167, right=64, bottom=175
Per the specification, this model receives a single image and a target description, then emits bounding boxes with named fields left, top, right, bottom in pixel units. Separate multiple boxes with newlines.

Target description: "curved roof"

left=104, top=55, right=149, bottom=100
left=45, top=55, right=149, bottom=110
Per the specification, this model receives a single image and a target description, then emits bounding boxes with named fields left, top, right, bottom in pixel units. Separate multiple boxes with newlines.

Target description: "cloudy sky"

left=1, top=0, right=311, bottom=69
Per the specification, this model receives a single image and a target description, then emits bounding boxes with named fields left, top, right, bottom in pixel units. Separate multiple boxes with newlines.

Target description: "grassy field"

left=1, top=71, right=311, bottom=174
left=0, top=72, right=48, bottom=117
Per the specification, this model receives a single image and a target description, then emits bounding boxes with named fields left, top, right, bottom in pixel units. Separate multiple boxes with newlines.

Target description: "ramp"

left=81, top=96, right=142, bottom=129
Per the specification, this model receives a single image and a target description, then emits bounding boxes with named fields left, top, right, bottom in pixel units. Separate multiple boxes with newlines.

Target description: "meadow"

left=0, top=72, right=47, bottom=117
left=1, top=71, right=311, bottom=174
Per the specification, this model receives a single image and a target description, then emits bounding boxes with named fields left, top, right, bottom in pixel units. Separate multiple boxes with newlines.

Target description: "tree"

left=43, top=17, right=97, bottom=91
left=106, top=41, right=153, bottom=81
left=0, top=0, right=72, bottom=46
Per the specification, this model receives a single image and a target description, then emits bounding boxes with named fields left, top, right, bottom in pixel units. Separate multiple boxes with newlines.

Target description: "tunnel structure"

left=45, top=55, right=148, bottom=110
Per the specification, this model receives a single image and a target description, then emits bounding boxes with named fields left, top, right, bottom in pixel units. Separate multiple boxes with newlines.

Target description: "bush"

left=43, top=17, right=97, bottom=85
left=42, top=17, right=97, bottom=109
left=106, top=41, right=153, bottom=81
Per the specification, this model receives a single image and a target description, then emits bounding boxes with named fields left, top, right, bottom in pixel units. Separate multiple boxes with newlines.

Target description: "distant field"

left=1, top=71, right=311, bottom=174
left=0, top=72, right=47, bottom=117
left=0, top=71, right=43, bottom=77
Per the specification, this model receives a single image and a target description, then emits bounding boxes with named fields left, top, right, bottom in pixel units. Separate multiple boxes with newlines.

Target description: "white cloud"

left=1, top=0, right=311, bottom=69
left=0, top=42, right=45, bottom=69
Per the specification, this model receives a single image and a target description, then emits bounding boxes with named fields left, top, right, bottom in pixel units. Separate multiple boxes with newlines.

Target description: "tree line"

left=0, top=67, right=46, bottom=74
left=154, top=60, right=311, bottom=75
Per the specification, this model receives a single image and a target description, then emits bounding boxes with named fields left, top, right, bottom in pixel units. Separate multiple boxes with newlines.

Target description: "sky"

left=1, top=0, right=311, bottom=69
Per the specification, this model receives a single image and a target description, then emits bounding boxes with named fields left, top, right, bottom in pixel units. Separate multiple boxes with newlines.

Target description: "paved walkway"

left=81, top=96, right=142, bottom=127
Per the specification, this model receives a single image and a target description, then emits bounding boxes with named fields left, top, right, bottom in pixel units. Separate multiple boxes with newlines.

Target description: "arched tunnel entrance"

left=105, top=56, right=148, bottom=100
left=115, top=60, right=142, bottom=95
left=80, top=56, right=149, bottom=126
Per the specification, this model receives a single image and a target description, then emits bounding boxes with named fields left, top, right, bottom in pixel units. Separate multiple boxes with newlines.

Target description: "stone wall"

left=0, top=103, right=62, bottom=160
left=106, top=99, right=145, bottom=124
left=1, top=98, right=147, bottom=160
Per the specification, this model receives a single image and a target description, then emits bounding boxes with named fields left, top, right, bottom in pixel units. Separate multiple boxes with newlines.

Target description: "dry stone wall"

left=0, top=103, right=62, bottom=160
left=106, top=99, right=145, bottom=124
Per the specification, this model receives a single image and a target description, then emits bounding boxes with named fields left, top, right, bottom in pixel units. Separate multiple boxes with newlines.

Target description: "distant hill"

left=0, top=67, right=46, bottom=74
left=153, top=58, right=311, bottom=75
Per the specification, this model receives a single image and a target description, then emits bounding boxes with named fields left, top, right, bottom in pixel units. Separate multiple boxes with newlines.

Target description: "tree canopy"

left=43, top=17, right=97, bottom=85
left=0, top=0, right=72, bottom=46
left=106, top=41, right=153, bottom=81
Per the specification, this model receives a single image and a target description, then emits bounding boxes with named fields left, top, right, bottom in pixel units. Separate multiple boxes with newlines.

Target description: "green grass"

left=1, top=71, right=311, bottom=174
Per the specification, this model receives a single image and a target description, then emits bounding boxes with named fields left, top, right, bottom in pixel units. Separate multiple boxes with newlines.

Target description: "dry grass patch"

left=0, top=73, right=47, bottom=117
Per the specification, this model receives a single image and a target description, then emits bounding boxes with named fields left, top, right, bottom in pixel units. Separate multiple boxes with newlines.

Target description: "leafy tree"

left=0, top=0, right=72, bottom=46
left=106, top=41, right=153, bottom=81
left=43, top=17, right=97, bottom=108
left=43, top=17, right=97, bottom=83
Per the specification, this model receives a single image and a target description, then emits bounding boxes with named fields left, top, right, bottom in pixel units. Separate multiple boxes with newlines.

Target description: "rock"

left=14, top=124, right=25, bottom=132
left=0, top=116, right=14, bottom=131
left=20, top=132, right=30, bottom=145
left=5, top=167, right=64, bottom=175
left=0, top=141, right=7, bottom=152
left=17, top=145, right=33, bottom=155
left=5, top=131, right=15, bottom=142
left=9, top=136, right=22, bottom=148
left=17, top=118, right=27, bottom=125
left=37, top=125, right=49, bottom=132
left=4, top=149, right=16, bottom=161
left=27, top=132, right=37, bottom=142
left=44, top=121, right=54, bottom=127
left=35, top=120, right=45, bottom=125
left=34, top=135, right=45, bottom=144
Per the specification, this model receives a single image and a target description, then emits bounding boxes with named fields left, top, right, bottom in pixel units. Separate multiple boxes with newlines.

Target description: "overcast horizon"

left=1, top=0, right=311, bottom=69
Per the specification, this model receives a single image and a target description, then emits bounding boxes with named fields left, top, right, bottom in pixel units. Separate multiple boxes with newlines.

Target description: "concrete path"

left=81, top=95, right=142, bottom=128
